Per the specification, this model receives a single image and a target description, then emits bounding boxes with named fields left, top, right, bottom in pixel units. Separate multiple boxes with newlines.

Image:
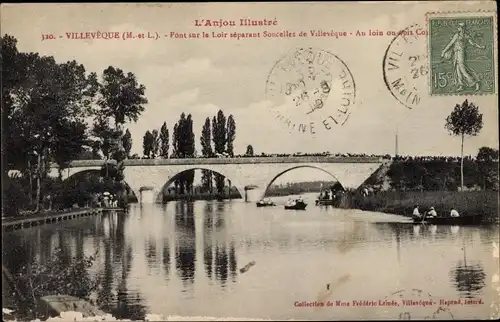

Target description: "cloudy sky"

left=2, top=2, right=498, bottom=159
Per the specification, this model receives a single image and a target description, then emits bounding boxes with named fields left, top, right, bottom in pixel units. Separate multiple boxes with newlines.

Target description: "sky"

left=2, top=2, right=498, bottom=162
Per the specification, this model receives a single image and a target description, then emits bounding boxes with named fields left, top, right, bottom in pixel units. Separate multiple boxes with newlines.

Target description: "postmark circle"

left=266, top=47, right=356, bottom=135
left=384, top=288, right=455, bottom=320
left=383, top=24, right=429, bottom=109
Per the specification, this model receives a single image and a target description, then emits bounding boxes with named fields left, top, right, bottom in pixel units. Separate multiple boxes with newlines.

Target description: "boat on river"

left=256, top=198, right=276, bottom=207
left=284, top=199, right=307, bottom=210
left=314, top=182, right=342, bottom=207
left=412, top=214, right=483, bottom=225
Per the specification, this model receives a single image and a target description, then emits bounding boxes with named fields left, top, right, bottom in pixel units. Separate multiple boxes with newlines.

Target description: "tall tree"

left=185, top=114, right=196, bottom=193
left=159, top=122, right=170, bottom=158
left=2, top=35, right=98, bottom=210
left=185, top=114, right=195, bottom=157
left=52, top=119, right=88, bottom=180
left=212, top=110, right=227, bottom=154
left=92, top=116, right=121, bottom=161
left=201, top=117, right=213, bottom=157
left=96, top=67, right=147, bottom=202
left=212, top=110, right=227, bottom=194
left=122, top=129, right=132, bottom=158
left=226, top=115, right=236, bottom=157
left=171, top=113, right=196, bottom=194
left=143, top=130, right=154, bottom=158
left=2, top=35, right=30, bottom=174
left=151, top=129, right=160, bottom=159
left=200, top=117, right=213, bottom=192
left=445, top=100, right=483, bottom=191
left=97, top=66, right=148, bottom=125
left=174, top=113, right=187, bottom=157
left=172, top=123, right=179, bottom=158
left=245, top=145, right=254, bottom=156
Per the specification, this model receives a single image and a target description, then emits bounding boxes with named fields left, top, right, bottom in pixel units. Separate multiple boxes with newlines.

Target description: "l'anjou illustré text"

left=194, top=18, right=278, bottom=27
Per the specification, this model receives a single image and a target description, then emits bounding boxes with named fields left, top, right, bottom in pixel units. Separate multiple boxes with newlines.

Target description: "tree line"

left=2, top=34, right=148, bottom=214
left=363, top=146, right=498, bottom=192
left=139, top=110, right=244, bottom=196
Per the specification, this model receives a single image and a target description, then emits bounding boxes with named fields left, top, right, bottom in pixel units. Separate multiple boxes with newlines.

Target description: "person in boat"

left=427, top=207, right=437, bottom=218
left=413, top=205, right=421, bottom=218
left=297, top=196, right=304, bottom=203
left=450, top=208, right=460, bottom=217
left=323, top=190, right=330, bottom=200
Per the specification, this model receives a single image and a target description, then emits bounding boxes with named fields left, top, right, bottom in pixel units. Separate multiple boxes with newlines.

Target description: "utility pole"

left=395, top=128, right=399, bottom=157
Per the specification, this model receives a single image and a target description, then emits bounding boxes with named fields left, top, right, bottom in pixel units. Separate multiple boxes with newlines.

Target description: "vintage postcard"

left=1, top=1, right=499, bottom=321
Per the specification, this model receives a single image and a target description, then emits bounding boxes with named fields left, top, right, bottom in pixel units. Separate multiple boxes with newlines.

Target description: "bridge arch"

left=158, top=167, right=245, bottom=203
left=262, top=165, right=343, bottom=198
left=64, top=169, right=139, bottom=203
left=51, top=157, right=384, bottom=204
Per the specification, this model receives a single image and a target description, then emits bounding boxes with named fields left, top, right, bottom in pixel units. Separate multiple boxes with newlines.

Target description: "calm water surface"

left=3, top=193, right=499, bottom=320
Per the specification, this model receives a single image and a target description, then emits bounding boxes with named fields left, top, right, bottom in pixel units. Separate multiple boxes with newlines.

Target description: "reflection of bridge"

left=48, top=156, right=384, bottom=203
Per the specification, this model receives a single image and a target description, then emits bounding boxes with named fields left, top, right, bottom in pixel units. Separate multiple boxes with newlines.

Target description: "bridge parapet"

left=52, top=156, right=383, bottom=168
left=50, top=156, right=384, bottom=204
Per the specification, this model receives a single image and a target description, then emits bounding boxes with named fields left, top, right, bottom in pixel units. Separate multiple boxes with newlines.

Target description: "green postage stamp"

left=428, top=12, right=497, bottom=95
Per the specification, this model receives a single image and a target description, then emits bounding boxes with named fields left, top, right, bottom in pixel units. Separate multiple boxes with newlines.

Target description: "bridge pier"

left=245, top=187, right=265, bottom=203
left=139, top=189, right=155, bottom=204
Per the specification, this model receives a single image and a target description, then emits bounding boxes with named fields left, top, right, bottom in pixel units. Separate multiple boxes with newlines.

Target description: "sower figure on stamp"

left=441, top=22, right=486, bottom=92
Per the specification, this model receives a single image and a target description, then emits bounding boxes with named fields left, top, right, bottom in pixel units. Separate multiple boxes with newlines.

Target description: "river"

left=2, top=193, right=499, bottom=320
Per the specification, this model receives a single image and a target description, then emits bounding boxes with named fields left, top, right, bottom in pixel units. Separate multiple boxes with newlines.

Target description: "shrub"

left=7, top=248, right=100, bottom=319
left=2, top=176, right=29, bottom=217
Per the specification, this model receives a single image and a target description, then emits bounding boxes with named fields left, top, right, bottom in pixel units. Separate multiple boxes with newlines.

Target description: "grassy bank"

left=349, top=190, right=499, bottom=224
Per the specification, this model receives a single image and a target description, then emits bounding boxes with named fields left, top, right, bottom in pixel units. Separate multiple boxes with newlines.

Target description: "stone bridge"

left=48, top=157, right=384, bottom=203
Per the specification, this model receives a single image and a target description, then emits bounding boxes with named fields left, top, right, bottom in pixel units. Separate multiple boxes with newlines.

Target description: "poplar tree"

left=200, top=117, right=213, bottom=192
left=159, top=122, right=169, bottom=158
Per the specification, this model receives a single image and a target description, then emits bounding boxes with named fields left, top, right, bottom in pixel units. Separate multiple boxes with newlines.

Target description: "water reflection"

left=201, top=201, right=238, bottom=287
left=203, top=202, right=214, bottom=280
left=450, top=239, right=487, bottom=298
left=2, top=198, right=498, bottom=321
left=174, top=202, right=196, bottom=285
left=450, top=225, right=460, bottom=235
left=376, top=222, right=490, bottom=300
left=413, top=224, right=420, bottom=237
left=97, top=212, right=148, bottom=320
left=162, top=213, right=171, bottom=282
left=378, top=222, right=466, bottom=241
left=450, top=262, right=486, bottom=298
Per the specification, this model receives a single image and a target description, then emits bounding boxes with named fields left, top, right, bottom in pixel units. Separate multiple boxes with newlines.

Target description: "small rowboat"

left=284, top=200, right=307, bottom=210
left=256, top=198, right=276, bottom=207
left=412, top=214, right=483, bottom=225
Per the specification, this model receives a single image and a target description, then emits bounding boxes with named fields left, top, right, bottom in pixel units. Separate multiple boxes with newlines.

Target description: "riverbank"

left=265, top=181, right=335, bottom=197
left=349, top=190, right=499, bottom=223
left=2, top=207, right=124, bottom=231
left=265, top=189, right=317, bottom=197
left=161, top=189, right=319, bottom=201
